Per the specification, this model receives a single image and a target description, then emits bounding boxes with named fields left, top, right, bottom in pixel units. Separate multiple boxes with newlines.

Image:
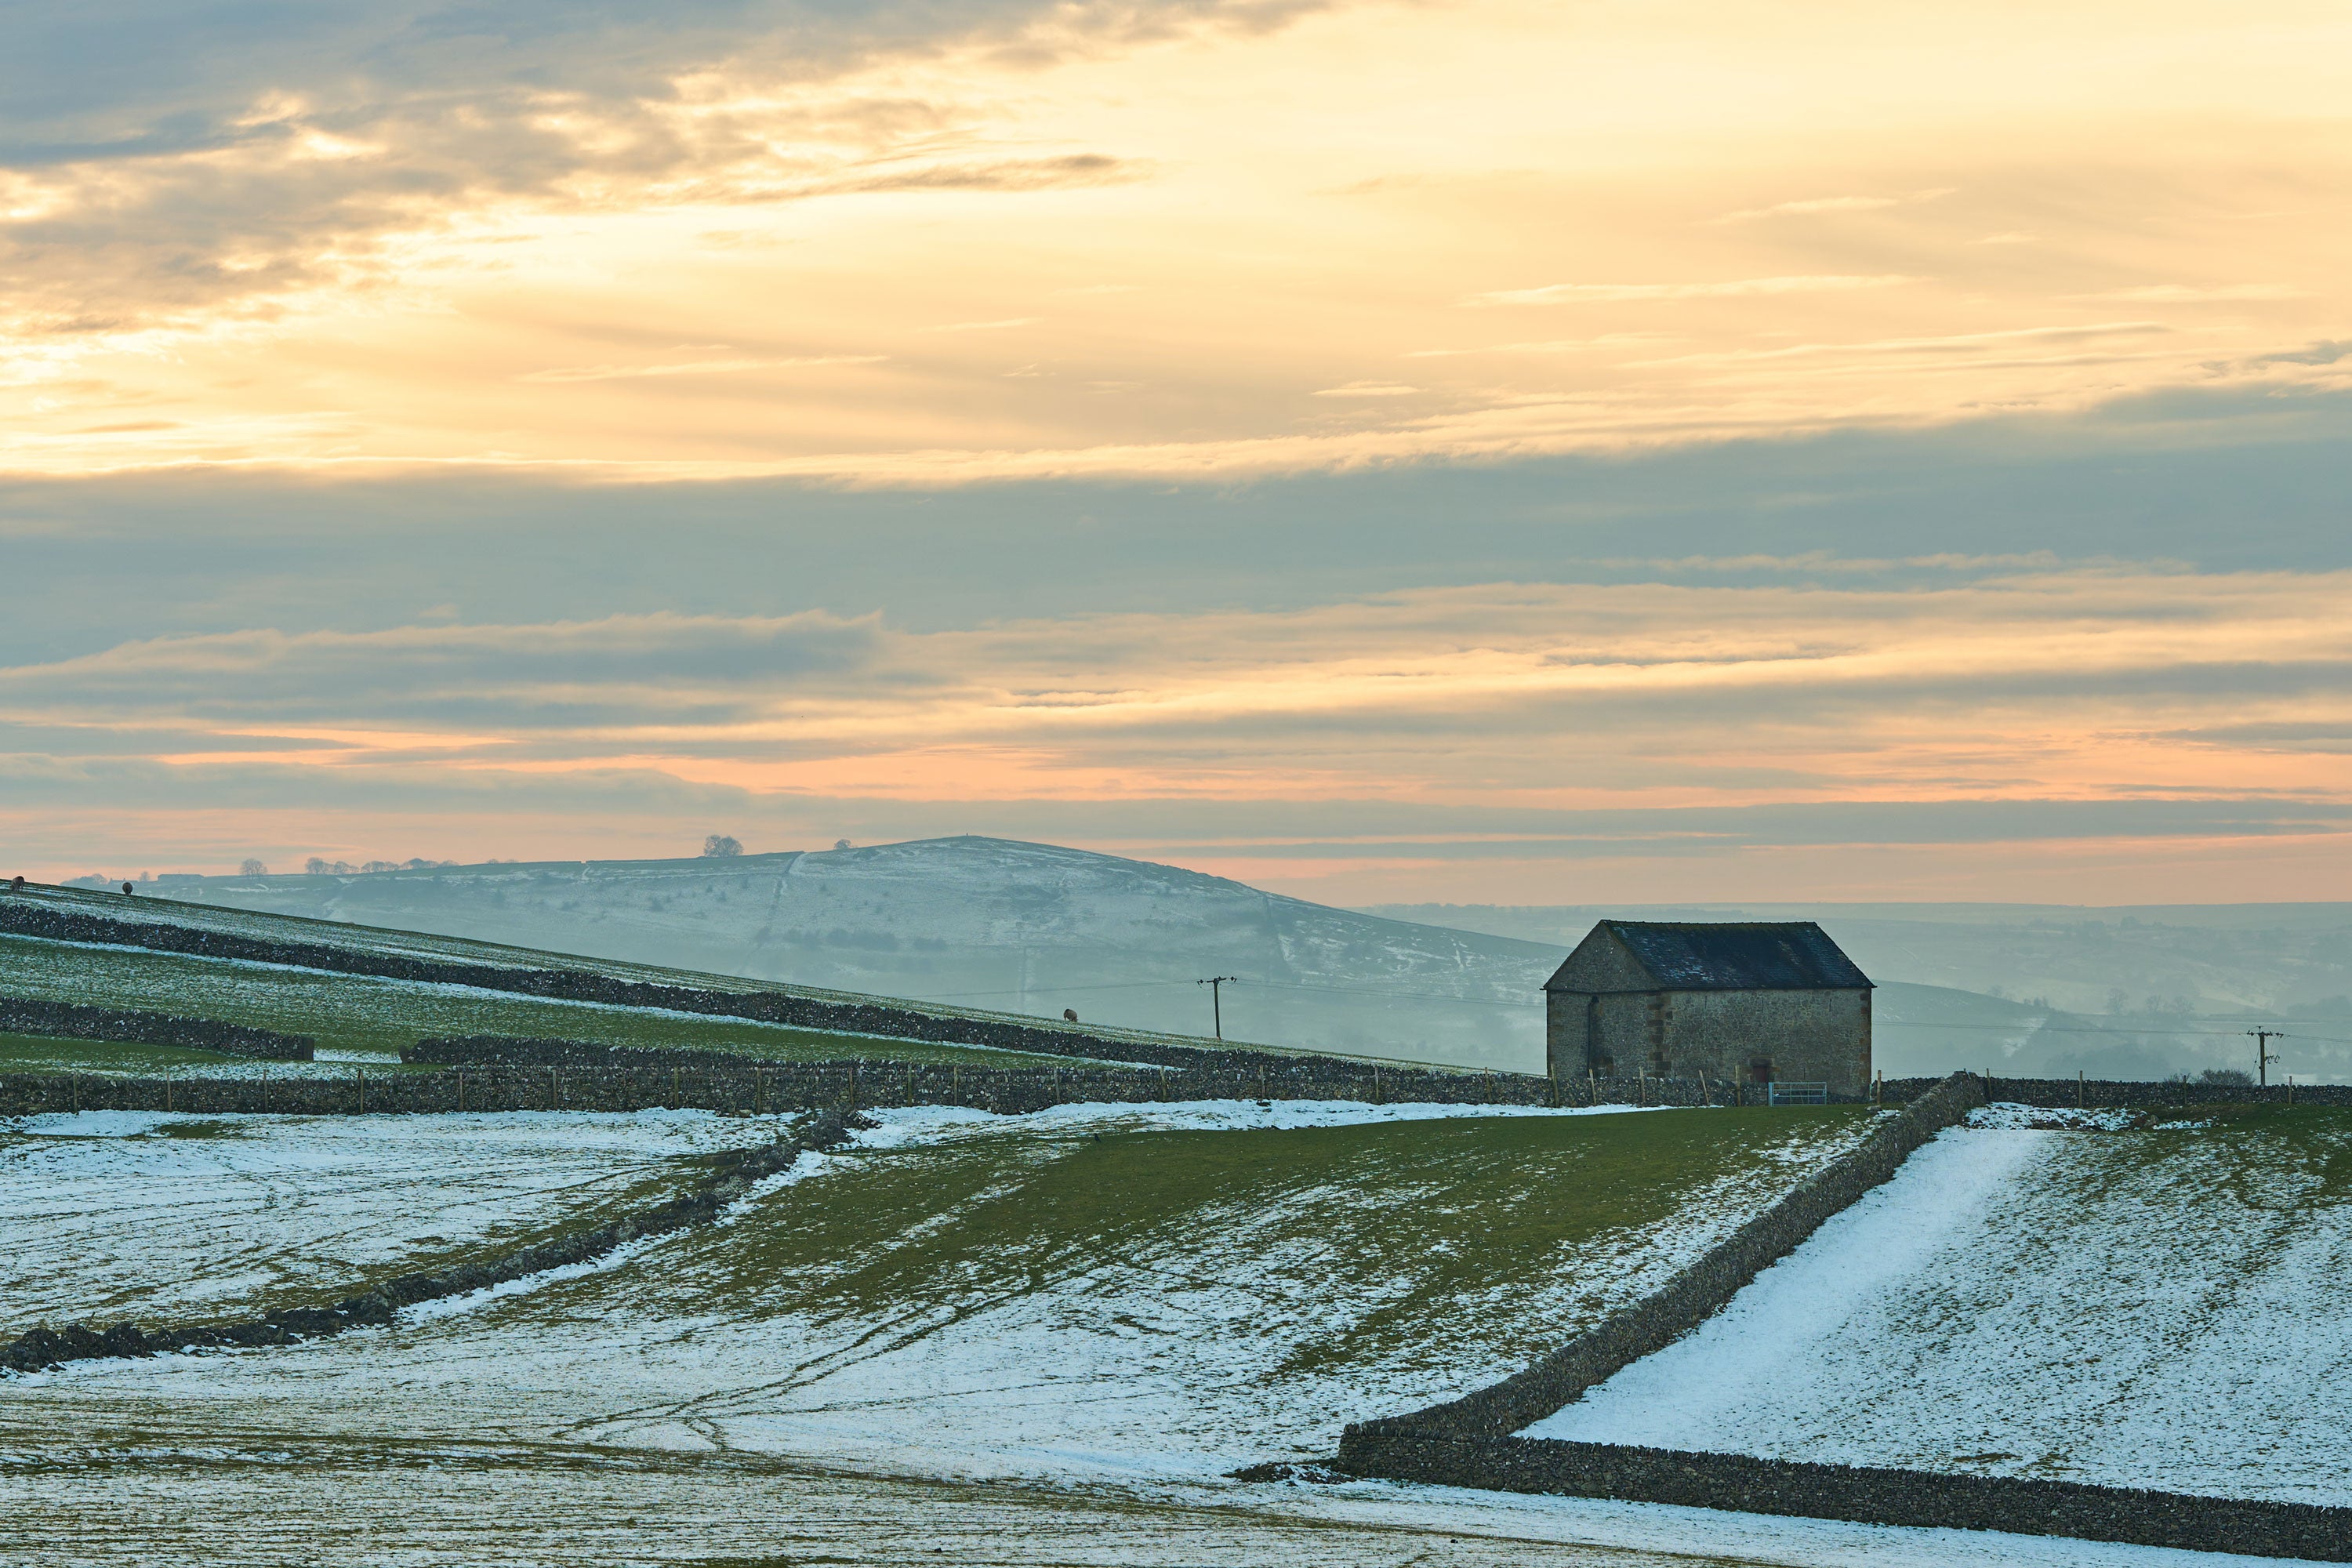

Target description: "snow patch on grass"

left=0, top=1108, right=795, bottom=1325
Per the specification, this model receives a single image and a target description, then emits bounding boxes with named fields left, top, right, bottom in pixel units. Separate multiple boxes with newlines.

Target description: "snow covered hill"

left=149, top=838, right=1562, bottom=1069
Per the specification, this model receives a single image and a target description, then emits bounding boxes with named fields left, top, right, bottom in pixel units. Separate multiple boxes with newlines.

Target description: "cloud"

left=928, top=317, right=1040, bottom=332
left=1404, top=335, right=1671, bottom=358
left=1710, top=187, right=1954, bottom=223
left=516, top=355, right=886, bottom=383
left=0, top=4, right=1208, bottom=334
left=1311, top=381, right=1418, bottom=397
left=1624, top=321, right=2168, bottom=368
left=2069, top=284, right=2305, bottom=303
left=815, top=153, right=1145, bottom=194
left=0, top=611, right=886, bottom=728
left=2252, top=340, right=2352, bottom=367
left=1466, top=274, right=1918, bottom=307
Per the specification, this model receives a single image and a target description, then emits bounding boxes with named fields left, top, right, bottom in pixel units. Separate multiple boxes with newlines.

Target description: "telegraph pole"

left=2248, top=1027, right=2286, bottom=1087
left=1198, top=976, right=1239, bottom=1040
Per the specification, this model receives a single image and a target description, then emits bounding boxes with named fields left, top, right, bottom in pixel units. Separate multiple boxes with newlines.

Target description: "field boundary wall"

left=1881, top=1073, right=2352, bottom=1108
left=2, top=1049, right=1683, bottom=1117
left=0, top=1025, right=1902, bottom=1116
left=1330, top=1433, right=2351, bottom=1561
left=2, top=1111, right=858, bottom=1376
left=0, top=996, right=313, bottom=1061
left=1332, top=1069, right=2352, bottom=1560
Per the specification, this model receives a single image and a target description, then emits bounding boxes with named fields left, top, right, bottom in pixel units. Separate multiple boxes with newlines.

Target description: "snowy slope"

left=1524, top=1109, right=2352, bottom=1505
left=148, top=838, right=1564, bottom=1069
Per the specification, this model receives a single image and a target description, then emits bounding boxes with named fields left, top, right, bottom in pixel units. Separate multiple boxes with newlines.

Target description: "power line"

left=1197, top=975, right=1239, bottom=1040
left=2250, top=1026, right=2288, bottom=1086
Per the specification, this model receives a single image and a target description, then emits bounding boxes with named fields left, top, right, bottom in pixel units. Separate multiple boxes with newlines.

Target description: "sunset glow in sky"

left=5, top=0, right=2350, bottom=901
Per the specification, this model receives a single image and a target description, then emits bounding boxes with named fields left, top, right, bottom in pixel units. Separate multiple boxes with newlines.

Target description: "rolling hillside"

left=143, top=838, right=1562, bottom=1069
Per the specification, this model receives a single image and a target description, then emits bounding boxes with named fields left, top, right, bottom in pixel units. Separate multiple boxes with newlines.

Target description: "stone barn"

left=1544, top=920, right=1872, bottom=1095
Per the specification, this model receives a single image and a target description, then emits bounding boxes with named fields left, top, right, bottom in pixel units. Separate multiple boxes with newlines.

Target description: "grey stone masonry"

left=1881, top=1073, right=2352, bottom=1109
left=0, top=996, right=314, bottom=1060
left=1338, top=1433, right=2352, bottom=1562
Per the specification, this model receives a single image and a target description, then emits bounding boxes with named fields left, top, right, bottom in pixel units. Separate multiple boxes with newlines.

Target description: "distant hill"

left=138, top=841, right=2351, bottom=1080
left=150, top=838, right=1563, bottom=1070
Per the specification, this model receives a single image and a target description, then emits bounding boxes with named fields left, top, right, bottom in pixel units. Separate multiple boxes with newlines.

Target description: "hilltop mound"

left=150, top=837, right=1562, bottom=1069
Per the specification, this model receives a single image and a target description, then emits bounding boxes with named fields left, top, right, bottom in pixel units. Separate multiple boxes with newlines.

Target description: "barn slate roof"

left=1548, top=920, right=1871, bottom=993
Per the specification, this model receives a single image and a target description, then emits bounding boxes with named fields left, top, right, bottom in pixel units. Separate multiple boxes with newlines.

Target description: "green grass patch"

left=0, top=934, right=1071, bottom=1068
left=637, top=1105, right=1871, bottom=1379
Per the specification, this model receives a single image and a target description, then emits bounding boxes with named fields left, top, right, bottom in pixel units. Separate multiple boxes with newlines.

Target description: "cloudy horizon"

left=6, top=0, right=2349, bottom=906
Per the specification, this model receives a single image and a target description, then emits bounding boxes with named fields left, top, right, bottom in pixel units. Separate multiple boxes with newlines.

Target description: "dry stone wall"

left=4, top=1051, right=1544, bottom=1118
left=0, top=996, right=313, bottom=1060
left=1338, top=1434, right=2352, bottom=1562
left=1882, top=1073, right=2352, bottom=1109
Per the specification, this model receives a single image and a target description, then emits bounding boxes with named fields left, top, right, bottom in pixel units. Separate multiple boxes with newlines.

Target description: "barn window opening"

left=1748, top=1058, right=1773, bottom=1084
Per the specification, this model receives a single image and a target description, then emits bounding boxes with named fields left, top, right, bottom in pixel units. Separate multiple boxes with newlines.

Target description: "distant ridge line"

left=0, top=891, right=1470, bottom=1076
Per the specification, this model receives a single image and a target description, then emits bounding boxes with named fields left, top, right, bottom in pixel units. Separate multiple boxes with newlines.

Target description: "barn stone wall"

left=1547, top=986, right=1870, bottom=1096
left=1659, top=987, right=1869, bottom=1096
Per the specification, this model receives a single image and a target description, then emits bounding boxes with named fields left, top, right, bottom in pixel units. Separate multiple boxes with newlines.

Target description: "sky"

left=3, top=0, right=2350, bottom=905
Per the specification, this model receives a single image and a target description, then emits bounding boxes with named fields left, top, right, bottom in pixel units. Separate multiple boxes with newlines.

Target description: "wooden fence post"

left=457, top=1069, right=466, bottom=1113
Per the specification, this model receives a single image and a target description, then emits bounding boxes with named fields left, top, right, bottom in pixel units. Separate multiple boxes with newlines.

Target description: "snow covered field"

left=0, top=1109, right=790, bottom=1325
left=1525, top=1106, right=2352, bottom=1507
left=7, top=1098, right=2317, bottom=1566
left=6, top=1102, right=1868, bottom=1477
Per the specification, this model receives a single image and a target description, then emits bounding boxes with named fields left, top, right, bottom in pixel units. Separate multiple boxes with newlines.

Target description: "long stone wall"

left=2, top=1110, right=860, bottom=1375
left=0, top=1025, right=1884, bottom=1116
left=1332, top=1069, right=2352, bottom=1561
left=0, top=996, right=314, bottom=1061
left=1339, top=1433, right=2352, bottom=1562
left=1882, top=1073, right=2352, bottom=1109
left=2, top=1052, right=1563, bottom=1118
